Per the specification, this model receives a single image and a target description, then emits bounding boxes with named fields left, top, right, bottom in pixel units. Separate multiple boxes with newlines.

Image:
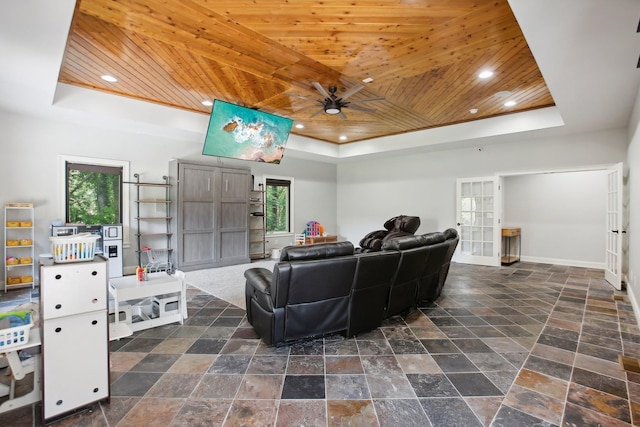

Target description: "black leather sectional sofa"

left=244, top=228, right=459, bottom=346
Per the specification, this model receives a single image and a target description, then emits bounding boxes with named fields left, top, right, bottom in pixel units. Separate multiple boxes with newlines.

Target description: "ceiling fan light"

left=325, top=101, right=341, bottom=114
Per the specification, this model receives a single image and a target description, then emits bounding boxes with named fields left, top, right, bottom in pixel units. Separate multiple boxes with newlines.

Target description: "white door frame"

left=455, top=176, right=502, bottom=267
left=605, top=163, right=624, bottom=290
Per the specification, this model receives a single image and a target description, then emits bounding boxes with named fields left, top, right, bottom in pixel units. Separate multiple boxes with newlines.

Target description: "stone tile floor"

left=1, top=261, right=639, bottom=426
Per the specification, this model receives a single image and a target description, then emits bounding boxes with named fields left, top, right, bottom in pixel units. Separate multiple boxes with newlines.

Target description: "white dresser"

left=40, top=256, right=110, bottom=422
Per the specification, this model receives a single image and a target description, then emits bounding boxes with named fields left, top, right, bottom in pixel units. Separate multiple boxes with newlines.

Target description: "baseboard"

left=625, top=282, right=640, bottom=330
left=520, top=255, right=605, bottom=270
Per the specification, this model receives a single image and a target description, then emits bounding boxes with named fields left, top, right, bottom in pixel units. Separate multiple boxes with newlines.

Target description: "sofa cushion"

left=280, top=241, right=354, bottom=261
left=381, top=234, right=425, bottom=251
left=423, top=232, right=446, bottom=245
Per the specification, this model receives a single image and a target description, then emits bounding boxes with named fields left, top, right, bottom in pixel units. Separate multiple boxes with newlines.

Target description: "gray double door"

left=171, top=161, right=250, bottom=270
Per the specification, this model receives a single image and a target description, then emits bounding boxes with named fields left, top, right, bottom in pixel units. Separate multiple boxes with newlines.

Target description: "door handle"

left=611, top=230, right=619, bottom=233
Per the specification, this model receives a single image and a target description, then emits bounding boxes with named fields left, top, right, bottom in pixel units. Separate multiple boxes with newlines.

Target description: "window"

left=59, top=156, right=130, bottom=241
left=66, top=162, right=123, bottom=224
left=265, top=177, right=293, bottom=234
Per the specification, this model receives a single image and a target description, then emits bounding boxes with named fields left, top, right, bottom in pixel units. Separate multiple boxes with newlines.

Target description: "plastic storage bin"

left=50, top=233, right=99, bottom=263
left=0, top=314, right=33, bottom=350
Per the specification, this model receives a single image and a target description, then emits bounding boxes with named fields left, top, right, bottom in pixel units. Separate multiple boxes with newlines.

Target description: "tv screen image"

left=202, top=100, right=294, bottom=164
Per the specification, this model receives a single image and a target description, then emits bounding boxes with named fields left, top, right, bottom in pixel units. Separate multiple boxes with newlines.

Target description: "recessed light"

left=478, top=70, right=494, bottom=79
left=100, top=75, right=118, bottom=83
left=504, top=100, right=516, bottom=107
left=362, top=77, right=374, bottom=83
left=295, top=123, right=304, bottom=129
left=494, top=90, right=512, bottom=98
left=339, top=135, right=347, bottom=141
left=469, top=108, right=478, bottom=114
left=202, top=100, right=213, bottom=107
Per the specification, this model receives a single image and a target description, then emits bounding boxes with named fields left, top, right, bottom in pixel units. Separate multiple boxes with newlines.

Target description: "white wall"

left=337, top=128, right=627, bottom=266
left=626, top=85, right=640, bottom=316
left=0, top=111, right=336, bottom=277
left=503, top=171, right=606, bottom=267
left=0, top=107, right=630, bottom=281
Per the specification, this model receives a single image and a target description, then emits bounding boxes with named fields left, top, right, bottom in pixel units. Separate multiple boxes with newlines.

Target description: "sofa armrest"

left=245, top=268, right=275, bottom=310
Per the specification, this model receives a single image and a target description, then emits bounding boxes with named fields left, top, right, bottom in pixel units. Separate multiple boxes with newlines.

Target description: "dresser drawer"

left=40, top=258, right=107, bottom=319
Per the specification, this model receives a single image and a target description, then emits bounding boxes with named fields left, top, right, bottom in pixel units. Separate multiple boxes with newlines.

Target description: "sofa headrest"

left=443, top=228, right=458, bottom=240
left=382, top=234, right=425, bottom=251
left=422, top=232, right=446, bottom=245
left=383, top=215, right=421, bottom=234
left=280, top=241, right=354, bottom=261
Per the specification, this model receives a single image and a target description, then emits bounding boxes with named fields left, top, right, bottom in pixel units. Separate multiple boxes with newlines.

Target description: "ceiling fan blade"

left=339, top=84, right=364, bottom=100
left=309, top=107, right=325, bottom=118
left=346, top=104, right=376, bottom=113
left=338, top=111, right=347, bottom=120
left=348, top=97, right=385, bottom=104
left=312, top=81, right=331, bottom=99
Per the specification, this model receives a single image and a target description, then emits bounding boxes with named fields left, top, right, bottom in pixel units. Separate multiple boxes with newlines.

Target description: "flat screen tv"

left=202, top=100, right=294, bottom=164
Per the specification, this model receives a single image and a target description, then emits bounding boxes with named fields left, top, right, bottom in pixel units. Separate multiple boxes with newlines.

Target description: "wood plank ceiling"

left=58, top=0, right=554, bottom=144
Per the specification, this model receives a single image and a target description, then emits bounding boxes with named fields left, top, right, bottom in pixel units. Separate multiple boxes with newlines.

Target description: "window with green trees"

left=265, top=178, right=292, bottom=233
left=66, top=162, right=122, bottom=224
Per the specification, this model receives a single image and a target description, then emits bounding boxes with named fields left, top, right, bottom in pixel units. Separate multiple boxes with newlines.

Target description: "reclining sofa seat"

left=346, top=250, right=401, bottom=337
left=414, top=232, right=450, bottom=305
left=244, top=241, right=357, bottom=346
left=380, top=234, right=431, bottom=317
left=358, top=215, right=421, bottom=253
left=434, top=228, right=460, bottom=301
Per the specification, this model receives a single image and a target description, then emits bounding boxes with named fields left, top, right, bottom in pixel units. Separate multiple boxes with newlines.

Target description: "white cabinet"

left=4, top=203, right=35, bottom=291
left=40, top=256, right=110, bottom=422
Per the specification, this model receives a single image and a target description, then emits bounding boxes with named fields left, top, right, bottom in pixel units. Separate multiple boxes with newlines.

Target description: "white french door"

left=605, top=163, right=623, bottom=290
left=456, top=177, right=501, bottom=267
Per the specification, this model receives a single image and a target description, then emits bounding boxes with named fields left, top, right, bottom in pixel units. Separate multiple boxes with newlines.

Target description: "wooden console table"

left=501, top=228, right=521, bottom=265
left=305, top=235, right=338, bottom=245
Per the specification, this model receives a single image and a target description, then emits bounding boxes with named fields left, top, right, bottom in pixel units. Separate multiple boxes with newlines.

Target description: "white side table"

left=108, top=271, right=187, bottom=340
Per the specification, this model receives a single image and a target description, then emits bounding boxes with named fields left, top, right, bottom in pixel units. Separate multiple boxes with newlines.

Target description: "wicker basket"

left=50, top=233, right=99, bottom=263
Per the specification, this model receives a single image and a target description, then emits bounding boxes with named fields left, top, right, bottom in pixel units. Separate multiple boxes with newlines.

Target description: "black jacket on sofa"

left=358, top=215, right=421, bottom=252
left=244, top=229, right=459, bottom=346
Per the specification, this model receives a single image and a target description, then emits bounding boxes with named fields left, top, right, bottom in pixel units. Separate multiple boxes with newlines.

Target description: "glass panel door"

left=456, top=177, right=501, bottom=267
left=605, top=163, right=623, bottom=290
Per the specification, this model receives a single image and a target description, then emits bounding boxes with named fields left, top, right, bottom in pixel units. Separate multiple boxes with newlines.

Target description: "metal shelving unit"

left=249, top=185, right=268, bottom=259
left=127, top=174, right=173, bottom=272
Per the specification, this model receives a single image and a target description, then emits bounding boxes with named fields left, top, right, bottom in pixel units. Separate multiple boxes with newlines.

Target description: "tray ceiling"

left=58, top=0, right=555, bottom=144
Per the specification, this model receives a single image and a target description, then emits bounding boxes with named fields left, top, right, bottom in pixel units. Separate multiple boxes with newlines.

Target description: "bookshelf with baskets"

left=130, top=174, right=173, bottom=273
left=4, top=203, right=35, bottom=292
left=249, top=185, right=268, bottom=259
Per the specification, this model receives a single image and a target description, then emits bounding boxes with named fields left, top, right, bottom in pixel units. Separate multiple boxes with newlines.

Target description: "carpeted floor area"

left=185, top=259, right=275, bottom=310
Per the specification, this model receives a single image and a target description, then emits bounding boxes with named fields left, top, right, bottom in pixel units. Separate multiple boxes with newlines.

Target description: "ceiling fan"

left=288, top=82, right=384, bottom=119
